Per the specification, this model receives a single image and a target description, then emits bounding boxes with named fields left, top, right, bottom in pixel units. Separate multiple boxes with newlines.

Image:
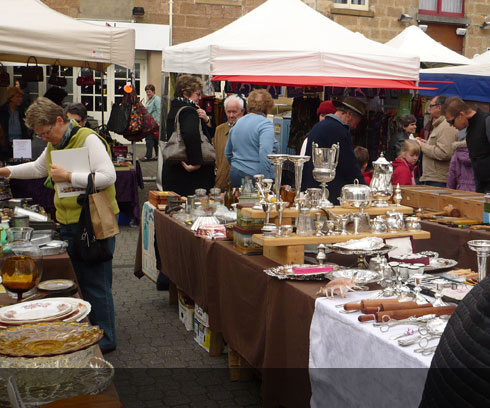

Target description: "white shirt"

left=7, top=134, right=116, bottom=189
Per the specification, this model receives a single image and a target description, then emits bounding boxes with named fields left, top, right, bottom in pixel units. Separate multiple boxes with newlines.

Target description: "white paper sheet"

left=50, top=147, right=90, bottom=198
left=12, top=140, right=32, bottom=159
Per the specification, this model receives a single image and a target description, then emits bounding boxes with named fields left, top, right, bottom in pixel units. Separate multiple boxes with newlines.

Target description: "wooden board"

left=240, top=204, right=414, bottom=220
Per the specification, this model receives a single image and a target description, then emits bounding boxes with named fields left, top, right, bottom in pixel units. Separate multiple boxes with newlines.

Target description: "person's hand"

left=416, top=137, right=426, bottom=145
left=196, top=108, right=210, bottom=125
left=0, top=167, right=11, bottom=178
left=181, top=161, right=201, bottom=172
left=50, top=164, right=71, bottom=183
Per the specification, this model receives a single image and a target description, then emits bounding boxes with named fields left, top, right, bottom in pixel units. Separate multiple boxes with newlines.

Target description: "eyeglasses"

left=429, top=104, right=440, bottom=108
left=34, top=124, right=54, bottom=139
left=447, top=117, right=456, bottom=126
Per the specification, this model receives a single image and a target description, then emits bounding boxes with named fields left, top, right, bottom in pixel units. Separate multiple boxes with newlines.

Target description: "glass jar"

left=296, top=208, right=313, bottom=236
left=209, top=188, right=222, bottom=213
left=194, top=188, right=209, bottom=214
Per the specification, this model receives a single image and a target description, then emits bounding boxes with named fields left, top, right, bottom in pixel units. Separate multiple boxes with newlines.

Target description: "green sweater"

left=45, top=126, right=119, bottom=225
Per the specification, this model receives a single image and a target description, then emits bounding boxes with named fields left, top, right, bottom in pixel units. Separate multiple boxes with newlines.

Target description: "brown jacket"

left=213, top=122, right=231, bottom=191
left=420, top=116, right=458, bottom=183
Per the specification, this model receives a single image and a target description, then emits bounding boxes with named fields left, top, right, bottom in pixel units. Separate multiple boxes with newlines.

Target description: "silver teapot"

left=386, top=211, right=404, bottom=232
left=370, top=153, right=393, bottom=207
left=370, top=215, right=387, bottom=233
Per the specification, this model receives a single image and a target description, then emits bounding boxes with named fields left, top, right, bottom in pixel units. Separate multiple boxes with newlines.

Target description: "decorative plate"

left=38, top=279, right=75, bottom=291
left=0, top=357, right=113, bottom=406
left=264, top=263, right=343, bottom=281
left=328, top=269, right=382, bottom=285
left=331, top=237, right=385, bottom=251
left=0, top=322, right=103, bottom=357
left=0, top=299, right=73, bottom=322
left=54, top=297, right=91, bottom=323
left=424, top=258, right=458, bottom=272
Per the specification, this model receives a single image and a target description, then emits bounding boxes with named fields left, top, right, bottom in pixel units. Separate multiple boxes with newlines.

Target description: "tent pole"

left=100, top=71, right=105, bottom=126
left=156, top=71, right=169, bottom=190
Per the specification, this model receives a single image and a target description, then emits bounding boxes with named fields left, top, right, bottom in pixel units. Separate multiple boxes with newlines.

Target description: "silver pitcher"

left=370, top=153, right=393, bottom=207
left=312, top=142, right=340, bottom=209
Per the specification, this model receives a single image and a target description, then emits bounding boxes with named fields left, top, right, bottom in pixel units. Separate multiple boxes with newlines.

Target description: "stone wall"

left=40, top=0, right=490, bottom=56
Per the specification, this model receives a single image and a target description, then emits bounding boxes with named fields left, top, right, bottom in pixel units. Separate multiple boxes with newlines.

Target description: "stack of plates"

left=0, top=298, right=91, bottom=327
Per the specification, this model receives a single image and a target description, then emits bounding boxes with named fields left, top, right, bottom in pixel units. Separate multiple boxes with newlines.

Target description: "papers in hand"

left=50, top=147, right=90, bottom=198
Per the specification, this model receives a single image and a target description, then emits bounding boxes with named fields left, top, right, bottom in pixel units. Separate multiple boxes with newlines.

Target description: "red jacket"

left=392, top=157, right=417, bottom=185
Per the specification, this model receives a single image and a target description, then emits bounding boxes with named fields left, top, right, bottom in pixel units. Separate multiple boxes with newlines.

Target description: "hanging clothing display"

left=288, top=96, right=320, bottom=152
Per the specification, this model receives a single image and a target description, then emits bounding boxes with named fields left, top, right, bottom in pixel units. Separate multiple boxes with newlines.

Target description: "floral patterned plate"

left=0, top=299, right=73, bottom=322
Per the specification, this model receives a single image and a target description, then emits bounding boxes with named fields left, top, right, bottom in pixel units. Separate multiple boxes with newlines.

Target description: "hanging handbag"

left=76, top=62, right=95, bottom=86
left=21, top=56, right=44, bottom=82
left=87, top=174, right=119, bottom=240
left=0, top=63, right=10, bottom=87
left=162, top=106, right=216, bottom=165
left=107, top=93, right=133, bottom=135
left=48, top=60, right=67, bottom=87
left=122, top=99, right=157, bottom=142
left=73, top=174, right=113, bottom=265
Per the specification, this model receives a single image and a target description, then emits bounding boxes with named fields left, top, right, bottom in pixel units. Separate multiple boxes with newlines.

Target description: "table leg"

left=168, top=281, right=178, bottom=305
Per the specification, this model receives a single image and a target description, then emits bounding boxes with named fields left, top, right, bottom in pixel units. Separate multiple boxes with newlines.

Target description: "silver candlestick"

left=468, top=240, right=490, bottom=282
left=253, top=174, right=265, bottom=210
left=267, top=154, right=288, bottom=201
left=275, top=200, right=289, bottom=236
left=314, top=212, right=325, bottom=237
left=288, top=155, right=310, bottom=209
left=316, top=244, right=327, bottom=265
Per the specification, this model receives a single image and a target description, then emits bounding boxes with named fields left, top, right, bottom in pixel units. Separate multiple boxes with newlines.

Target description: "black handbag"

left=107, top=93, right=133, bottom=135
left=21, top=56, right=44, bottom=82
left=0, top=63, right=10, bottom=87
left=73, top=174, right=113, bottom=265
left=48, top=60, right=67, bottom=87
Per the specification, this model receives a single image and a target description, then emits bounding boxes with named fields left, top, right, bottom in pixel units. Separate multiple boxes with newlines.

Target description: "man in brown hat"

left=302, top=96, right=367, bottom=205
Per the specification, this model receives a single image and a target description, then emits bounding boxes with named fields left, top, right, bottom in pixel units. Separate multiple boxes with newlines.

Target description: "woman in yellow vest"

left=0, top=97, right=118, bottom=353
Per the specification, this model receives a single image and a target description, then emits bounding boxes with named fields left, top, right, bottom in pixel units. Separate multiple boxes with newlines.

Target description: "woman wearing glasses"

left=162, top=74, right=215, bottom=196
left=0, top=97, right=118, bottom=354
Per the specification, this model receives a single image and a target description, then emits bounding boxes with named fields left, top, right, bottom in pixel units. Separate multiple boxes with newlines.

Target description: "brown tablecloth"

left=133, top=212, right=490, bottom=407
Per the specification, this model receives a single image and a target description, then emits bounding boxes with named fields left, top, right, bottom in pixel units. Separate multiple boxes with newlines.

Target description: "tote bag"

left=162, top=106, right=216, bottom=165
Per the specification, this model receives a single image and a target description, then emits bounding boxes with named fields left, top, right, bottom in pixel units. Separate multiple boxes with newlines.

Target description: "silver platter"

left=327, top=268, right=382, bottom=285
left=264, top=263, right=343, bottom=281
left=326, top=244, right=394, bottom=257
left=424, top=258, right=458, bottom=272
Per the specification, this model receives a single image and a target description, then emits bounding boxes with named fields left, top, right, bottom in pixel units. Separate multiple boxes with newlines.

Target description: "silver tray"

left=424, top=258, right=458, bottom=272
left=327, top=268, right=382, bottom=285
left=264, top=263, right=343, bottom=281
left=326, top=244, right=394, bottom=257
left=39, top=240, right=68, bottom=256
left=0, top=357, right=113, bottom=406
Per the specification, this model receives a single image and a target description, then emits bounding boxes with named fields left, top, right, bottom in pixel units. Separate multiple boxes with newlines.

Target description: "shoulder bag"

left=21, top=56, right=43, bottom=83
left=76, top=62, right=95, bottom=87
left=107, top=93, right=133, bottom=135
left=73, top=174, right=114, bottom=265
left=162, top=106, right=216, bottom=165
left=48, top=59, right=67, bottom=87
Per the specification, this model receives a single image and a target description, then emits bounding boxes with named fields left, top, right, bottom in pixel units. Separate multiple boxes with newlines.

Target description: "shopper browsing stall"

left=392, top=139, right=420, bottom=186
left=213, top=95, right=245, bottom=190
left=302, top=96, right=367, bottom=205
left=0, top=97, right=118, bottom=353
left=225, top=89, right=278, bottom=187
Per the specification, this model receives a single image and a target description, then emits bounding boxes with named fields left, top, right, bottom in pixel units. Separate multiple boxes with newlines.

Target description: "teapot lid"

left=372, top=152, right=391, bottom=166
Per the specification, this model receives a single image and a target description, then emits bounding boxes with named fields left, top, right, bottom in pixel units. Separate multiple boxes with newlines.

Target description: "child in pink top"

left=392, top=139, right=420, bottom=185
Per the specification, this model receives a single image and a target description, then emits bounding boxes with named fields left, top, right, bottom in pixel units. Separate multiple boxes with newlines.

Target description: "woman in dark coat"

left=386, top=114, right=417, bottom=161
left=0, top=87, right=29, bottom=161
left=162, top=75, right=215, bottom=196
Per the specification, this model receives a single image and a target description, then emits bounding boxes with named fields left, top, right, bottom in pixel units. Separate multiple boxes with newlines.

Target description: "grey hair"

left=224, top=94, right=245, bottom=110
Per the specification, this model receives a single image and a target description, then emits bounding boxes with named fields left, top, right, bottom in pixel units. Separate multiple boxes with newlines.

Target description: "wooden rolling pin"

left=417, top=205, right=461, bottom=219
left=344, top=298, right=399, bottom=311
left=358, top=305, right=456, bottom=322
left=361, top=302, right=433, bottom=315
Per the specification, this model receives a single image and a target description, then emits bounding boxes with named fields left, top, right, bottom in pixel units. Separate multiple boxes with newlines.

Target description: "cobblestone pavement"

left=105, top=145, right=262, bottom=407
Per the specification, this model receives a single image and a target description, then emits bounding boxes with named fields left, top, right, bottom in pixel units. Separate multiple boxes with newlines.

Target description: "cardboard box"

left=141, top=202, right=158, bottom=282
left=194, top=315, right=212, bottom=352
left=194, top=304, right=210, bottom=327
left=178, top=291, right=195, bottom=332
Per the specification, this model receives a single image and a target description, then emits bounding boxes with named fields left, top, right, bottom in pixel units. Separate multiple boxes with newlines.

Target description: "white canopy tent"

left=0, top=0, right=135, bottom=70
left=472, top=50, right=490, bottom=64
left=385, top=25, right=472, bottom=67
left=162, top=0, right=420, bottom=89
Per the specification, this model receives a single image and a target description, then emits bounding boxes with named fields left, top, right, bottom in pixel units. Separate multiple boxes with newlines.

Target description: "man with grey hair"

left=213, top=94, right=245, bottom=190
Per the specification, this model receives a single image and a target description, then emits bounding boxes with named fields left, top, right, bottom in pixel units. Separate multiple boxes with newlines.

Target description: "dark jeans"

left=145, top=134, right=158, bottom=159
left=229, top=166, right=254, bottom=188
left=58, top=223, right=117, bottom=350
left=421, top=181, right=446, bottom=188
left=476, top=179, right=490, bottom=194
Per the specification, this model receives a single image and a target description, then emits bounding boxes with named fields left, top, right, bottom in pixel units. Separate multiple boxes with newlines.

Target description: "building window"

left=114, top=63, right=140, bottom=105
left=333, top=0, right=369, bottom=12
left=419, top=0, right=464, bottom=18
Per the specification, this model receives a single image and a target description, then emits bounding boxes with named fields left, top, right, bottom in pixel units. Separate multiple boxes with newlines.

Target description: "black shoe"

left=101, top=347, right=116, bottom=354
left=156, top=282, right=169, bottom=291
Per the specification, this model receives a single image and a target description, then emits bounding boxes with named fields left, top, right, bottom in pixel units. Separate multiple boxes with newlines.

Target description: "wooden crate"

left=148, top=190, right=180, bottom=207
left=417, top=189, right=453, bottom=210
left=460, top=197, right=485, bottom=221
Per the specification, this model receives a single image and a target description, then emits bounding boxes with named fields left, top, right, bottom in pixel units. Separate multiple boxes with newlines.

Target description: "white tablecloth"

left=309, top=291, right=434, bottom=408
